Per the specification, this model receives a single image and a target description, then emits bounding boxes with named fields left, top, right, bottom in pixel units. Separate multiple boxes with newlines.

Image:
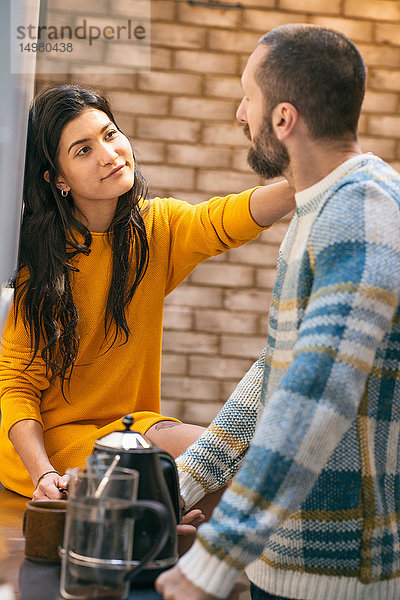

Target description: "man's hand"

left=155, top=565, right=247, bottom=600
left=177, top=509, right=205, bottom=535
left=155, top=565, right=217, bottom=600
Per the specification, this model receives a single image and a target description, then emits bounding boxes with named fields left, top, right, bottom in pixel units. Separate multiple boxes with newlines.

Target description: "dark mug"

left=23, top=499, right=67, bottom=563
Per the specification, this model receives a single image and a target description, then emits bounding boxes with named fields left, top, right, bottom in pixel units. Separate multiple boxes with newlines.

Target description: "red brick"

left=162, top=376, right=220, bottom=401
left=178, top=3, right=240, bottom=28
left=258, top=314, right=269, bottom=336
left=171, top=97, right=236, bottom=121
left=174, top=50, right=237, bottom=75
left=242, top=9, right=307, bottom=32
left=255, top=268, right=277, bottom=290
left=51, top=0, right=108, bottom=11
left=279, top=0, right=340, bottom=13
left=189, top=356, right=253, bottom=379
left=232, top=149, right=251, bottom=172
left=204, top=76, right=243, bottom=100
left=183, top=401, right=224, bottom=426
left=69, top=67, right=133, bottom=90
left=151, top=47, right=173, bottom=70
left=196, top=169, right=258, bottom=194
left=376, top=23, right=400, bottom=46
left=161, top=354, right=187, bottom=376
left=390, top=161, right=400, bottom=172
left=163, top=305, right=193, bottom=330
left=358, top=114, right=369, bottom=135
left=162, top=331, right=218, bottom=354
left=224, top=289, right=271, bottom=312
left=226, top=240, right=279, bottom=267
left=309, top=16, right=373, bottom=42
left=111, top=0, right=149, bottom=18
left=208, top=30, right=259, bottom=54
left=166, top=285, right=222, bottom=308
left=194, top=309, right=259, bottom=335
left=368, top=116, right=400, bottom=138
left=160, top=399, right=183, bottom=420
left=221, top=334, right=265, bottom=358
left=362, top=90, right=399, bottom=113
left=151, top=23, right=206, bottom=49
left=107, top=91, right=168, bottom=116
left=170, top=192, right=210, bottom=205
left=202, top=123, right=248, bottom=147
left=151, top=0, right=176, bottom=21
left=239, top=0, right=274, bottom=6
left=132, top=139, right=165, bottom=164
left=369, top=69, right=400, bottom=92
left=258, top=221, right=290, bottom=245
left=167, top=144, right=231, bottom=169
left=359, top=136, right=397, bottom=160
left=344, top=0, right=400, bottom=21
left=189, top=263, right=254, bottom=287
left=137, top=71, right=202, bottom=95
left=114, top=115, right=134, bottom=137
left=358, top=44, right=400, bottom=69
left=140, top=164, right=195, bottom=191
left=137, top=118, right=201, bottom=143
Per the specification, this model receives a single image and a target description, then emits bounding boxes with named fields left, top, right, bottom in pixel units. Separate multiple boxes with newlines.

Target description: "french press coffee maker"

left=91, top=415, right=181, bottom=584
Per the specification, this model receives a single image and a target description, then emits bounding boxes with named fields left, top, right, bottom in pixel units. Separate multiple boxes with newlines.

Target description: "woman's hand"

left=32, top=472, right=70, bottom=500
left=177, top=509, right=205, bottom=536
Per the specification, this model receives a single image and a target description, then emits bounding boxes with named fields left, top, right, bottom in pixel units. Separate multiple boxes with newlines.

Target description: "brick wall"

left=36, top=0, right=400, bottom=426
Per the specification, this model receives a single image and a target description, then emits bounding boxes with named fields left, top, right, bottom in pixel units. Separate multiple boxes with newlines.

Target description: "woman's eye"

left=105, top=129, right=117, bottom=140
left=76, top=146, right=90, bottom=156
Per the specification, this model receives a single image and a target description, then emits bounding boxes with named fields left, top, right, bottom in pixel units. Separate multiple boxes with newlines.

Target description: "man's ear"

left=271, top=102, right=298, bottom=141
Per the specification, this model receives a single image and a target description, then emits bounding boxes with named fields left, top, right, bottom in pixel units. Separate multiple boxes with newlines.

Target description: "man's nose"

left=236, top=98, right=247, bottom=123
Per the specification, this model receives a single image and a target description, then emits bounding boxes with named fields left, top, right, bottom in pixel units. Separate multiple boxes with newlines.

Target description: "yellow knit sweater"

left=0, top=189, right=263, bottom=496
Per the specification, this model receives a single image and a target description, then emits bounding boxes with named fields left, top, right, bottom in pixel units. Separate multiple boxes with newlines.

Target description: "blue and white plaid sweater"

left=176, top=154, right=400, bottom=600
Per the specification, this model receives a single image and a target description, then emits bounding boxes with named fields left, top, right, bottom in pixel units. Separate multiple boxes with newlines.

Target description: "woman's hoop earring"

left=61, top=189, right=68, bottom=197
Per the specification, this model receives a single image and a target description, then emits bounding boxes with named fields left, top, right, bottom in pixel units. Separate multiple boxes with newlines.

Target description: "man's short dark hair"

left=257, top=24, right=366, bottom=140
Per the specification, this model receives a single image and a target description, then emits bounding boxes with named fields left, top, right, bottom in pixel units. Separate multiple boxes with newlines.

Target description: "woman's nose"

left=98, top=144, right=118, bottom=166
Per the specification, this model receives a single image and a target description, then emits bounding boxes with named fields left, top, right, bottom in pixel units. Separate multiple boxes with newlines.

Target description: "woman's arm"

left=249, top=180, right=295, bottom=226
left=9, top=419, right=69, bottom=499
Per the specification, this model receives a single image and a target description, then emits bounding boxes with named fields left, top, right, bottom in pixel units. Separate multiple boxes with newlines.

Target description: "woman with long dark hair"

left=0, top=84, right=294, bottom=500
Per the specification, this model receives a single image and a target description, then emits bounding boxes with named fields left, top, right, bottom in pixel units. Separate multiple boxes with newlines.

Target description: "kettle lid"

left=95, top=415, right=153, bottom=451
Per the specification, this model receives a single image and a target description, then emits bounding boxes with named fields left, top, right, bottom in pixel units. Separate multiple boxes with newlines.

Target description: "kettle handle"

left=126, top=500, right=170, bottom=581
left=158, top=452, right=181, bottom=523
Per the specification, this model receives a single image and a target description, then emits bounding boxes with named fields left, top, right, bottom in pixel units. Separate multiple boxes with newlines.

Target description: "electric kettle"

left=91, top=415, right=180, bottom=584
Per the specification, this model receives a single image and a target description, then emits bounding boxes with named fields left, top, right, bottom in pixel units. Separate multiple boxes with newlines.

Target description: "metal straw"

left=93, top=454, right=121, bottom=499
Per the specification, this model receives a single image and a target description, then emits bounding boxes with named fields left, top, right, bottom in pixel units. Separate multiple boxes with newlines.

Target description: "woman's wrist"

left=35, top=470, right=60, bottom=489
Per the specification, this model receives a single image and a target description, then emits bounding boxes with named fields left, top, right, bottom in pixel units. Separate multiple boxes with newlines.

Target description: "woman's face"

left=55, top=108, right=135, bottom=210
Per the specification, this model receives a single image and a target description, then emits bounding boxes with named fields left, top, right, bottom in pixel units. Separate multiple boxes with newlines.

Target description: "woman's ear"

left=44, top=170, right=70, bottom=193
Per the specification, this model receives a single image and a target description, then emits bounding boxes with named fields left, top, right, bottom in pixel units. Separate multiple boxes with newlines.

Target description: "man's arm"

left=158, top=181, right=400, bottom=599
left=176, top=348, right=265, bottom=510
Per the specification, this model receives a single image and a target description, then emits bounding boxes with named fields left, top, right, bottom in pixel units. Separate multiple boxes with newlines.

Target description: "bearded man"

left=157, top=24, right=400, bottom=600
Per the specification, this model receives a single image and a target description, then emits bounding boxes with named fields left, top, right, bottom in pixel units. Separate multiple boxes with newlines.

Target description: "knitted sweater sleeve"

left=177, top=180, right=400, bottom=599
left=176, top=347, right=265, bottom=510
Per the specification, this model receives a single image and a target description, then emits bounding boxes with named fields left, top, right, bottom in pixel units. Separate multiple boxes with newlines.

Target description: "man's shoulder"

left=310, top=156, right=400, bottom=250
left=334, top=155, right=400, bottom=199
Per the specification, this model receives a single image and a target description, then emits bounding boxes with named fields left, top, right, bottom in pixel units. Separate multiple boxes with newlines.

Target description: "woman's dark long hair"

left=14, top=84, right=149, bottom=397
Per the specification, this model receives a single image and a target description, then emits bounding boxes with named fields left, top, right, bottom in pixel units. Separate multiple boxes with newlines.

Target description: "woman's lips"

left=102, top=163, right=126, bottom=180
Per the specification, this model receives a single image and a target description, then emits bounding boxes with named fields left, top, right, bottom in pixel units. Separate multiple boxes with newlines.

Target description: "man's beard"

left=244, top=119, right=290, bottom=179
